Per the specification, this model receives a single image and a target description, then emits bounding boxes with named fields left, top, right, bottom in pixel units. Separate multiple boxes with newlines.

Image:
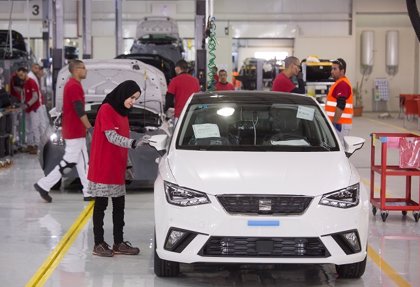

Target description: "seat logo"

left=259, top=199, right=272, bottom=212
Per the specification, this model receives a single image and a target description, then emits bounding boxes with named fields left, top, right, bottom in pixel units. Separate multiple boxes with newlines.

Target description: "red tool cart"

left=370, top=132, right=420, bottom=222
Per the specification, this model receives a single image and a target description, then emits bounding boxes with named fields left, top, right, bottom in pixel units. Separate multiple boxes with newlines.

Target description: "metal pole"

left=83, top=0, right=92, bottom=59
left=42, top=0, right=50, bottom=67
left=195, top=0, right=207, bottom=91
left=115, top=0, right=123, bottom=56
left=52, top=0, right=64, bottom=107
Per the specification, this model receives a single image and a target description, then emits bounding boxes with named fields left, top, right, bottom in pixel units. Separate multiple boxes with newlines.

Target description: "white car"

left=150, top=91, right=368, bottom=278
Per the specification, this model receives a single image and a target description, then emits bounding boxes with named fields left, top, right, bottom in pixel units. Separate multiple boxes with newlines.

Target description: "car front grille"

left=200, top=237, right=329, bottom=257
left=217, top=195, right=313, bottom=215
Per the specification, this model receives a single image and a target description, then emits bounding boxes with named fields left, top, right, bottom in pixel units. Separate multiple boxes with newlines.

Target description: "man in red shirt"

left=35, top=60, right=93, bottom=202
left=28, top=63, right=49, bottom=137
left=325, top=58, right=353, bottom=142
left=164, top=59, right=200, bottom=124
left=272, top=56, right=305, bottom=94
left=215, top=69, right=235, bottom=91
left=16, top=67, right=42, bottom=154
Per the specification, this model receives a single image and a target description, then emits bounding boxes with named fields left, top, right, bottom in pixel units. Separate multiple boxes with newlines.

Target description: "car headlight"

left=319, top=183, right=359, bottom=208
left=164, top=181, right=211, bottom=206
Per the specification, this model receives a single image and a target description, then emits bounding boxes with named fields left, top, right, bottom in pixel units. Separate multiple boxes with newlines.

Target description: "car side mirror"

left=149, top=134, right=168, bottom=152
left=344, top=136, right=365, bottom=158
left=49, top=107, right=60, bottom=118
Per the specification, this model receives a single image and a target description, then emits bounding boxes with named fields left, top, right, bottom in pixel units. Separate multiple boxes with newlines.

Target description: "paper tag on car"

left=192, top=124, right=221, bottom=138
left=296, top=106, right=315, bottom=121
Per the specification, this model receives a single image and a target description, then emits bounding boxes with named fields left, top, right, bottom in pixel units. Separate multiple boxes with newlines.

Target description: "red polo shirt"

left=215, top=81, right=235, bottom=91
left=272, top=72, right=296, bottom=93
left=167, top=73, right=200, bottom=118
left=62, top=78, right=86, bottom=139
left=88, top=103, right=129, bottom=184
left=23, top=78, right=41, bottom=113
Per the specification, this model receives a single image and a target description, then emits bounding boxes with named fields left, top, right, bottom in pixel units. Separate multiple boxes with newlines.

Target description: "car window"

left=176, top=102, right=339, bottom=152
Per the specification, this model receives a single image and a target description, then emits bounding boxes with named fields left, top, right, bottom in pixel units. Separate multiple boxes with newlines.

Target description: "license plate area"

left=256, top=240, right=274, bottom=255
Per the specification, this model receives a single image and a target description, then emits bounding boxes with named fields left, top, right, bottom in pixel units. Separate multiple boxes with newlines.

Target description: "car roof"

left=189, top=91, right=318, bottom=106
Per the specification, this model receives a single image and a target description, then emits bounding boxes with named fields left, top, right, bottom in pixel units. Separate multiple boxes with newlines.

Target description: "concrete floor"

left=1, top=112, right=420, bottom=287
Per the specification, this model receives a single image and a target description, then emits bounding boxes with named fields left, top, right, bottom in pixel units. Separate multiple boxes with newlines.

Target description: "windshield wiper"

left=319, top=141, right=332, bottom=151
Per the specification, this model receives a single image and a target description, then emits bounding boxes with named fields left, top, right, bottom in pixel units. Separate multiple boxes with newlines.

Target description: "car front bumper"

left=154, top=179, right=369, bottom=265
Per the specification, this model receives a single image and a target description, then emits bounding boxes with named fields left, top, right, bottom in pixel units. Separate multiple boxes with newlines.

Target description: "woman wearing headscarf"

left=88, top=80, right=149, bottom=257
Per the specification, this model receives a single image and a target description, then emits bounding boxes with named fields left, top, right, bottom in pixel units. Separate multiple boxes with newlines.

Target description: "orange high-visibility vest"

left=325, top=77, right=353, bottom=125
left=232, top=71, right=242, bottom=90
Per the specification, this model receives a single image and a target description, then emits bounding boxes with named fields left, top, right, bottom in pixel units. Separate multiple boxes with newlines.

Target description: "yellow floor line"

left=365, top=117, right=420, bottom=136
left=368, top=246, right=411, bottom=287
left=26, top=202, right=94, bottom=287
left=360, top=178, right=412, bottom=287
left=361, top=177, right=389, bottom=197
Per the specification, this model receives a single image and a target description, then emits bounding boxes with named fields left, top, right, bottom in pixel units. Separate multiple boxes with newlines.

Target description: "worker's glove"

left=135, top=135, right=151, bottom=148
left=87, top=127, right=94, bottom=136
left=333, top=123, right=342, bottom=132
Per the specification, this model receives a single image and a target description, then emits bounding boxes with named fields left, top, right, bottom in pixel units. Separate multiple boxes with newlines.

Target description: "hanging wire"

left=206, top=16, right=217, bottom=91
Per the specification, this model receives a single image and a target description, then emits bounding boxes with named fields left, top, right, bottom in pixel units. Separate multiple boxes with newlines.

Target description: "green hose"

left=207, top=17, right=217, bottom=91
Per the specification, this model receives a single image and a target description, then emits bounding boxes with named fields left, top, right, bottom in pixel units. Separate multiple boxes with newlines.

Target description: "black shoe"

left=93, top=242, right=114, bottom=257
left=34, top=183, right=52, bottom=203
left=84, top=196, right=94, bottom=201
left=113, top=241, right=140, bottom=255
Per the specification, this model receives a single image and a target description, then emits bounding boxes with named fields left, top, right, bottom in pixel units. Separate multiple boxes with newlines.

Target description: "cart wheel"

left=372, top=206, right=377, bottom=216
left=402, top=211, right=407, bottom=216
left=381, top=211, right=389, bottom=222
left=413, top=212, right=420, bottom=223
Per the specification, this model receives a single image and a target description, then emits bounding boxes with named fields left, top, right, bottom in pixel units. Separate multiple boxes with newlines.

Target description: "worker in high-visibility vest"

left=325, top=58, right=353, bottom=142
left=231, top=69, right=242, bottom=90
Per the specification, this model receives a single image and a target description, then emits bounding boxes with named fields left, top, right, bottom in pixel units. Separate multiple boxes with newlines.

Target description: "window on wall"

left=254, top=51, right=288, bottom=61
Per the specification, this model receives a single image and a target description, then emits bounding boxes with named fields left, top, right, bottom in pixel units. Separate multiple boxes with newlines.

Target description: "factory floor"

left=1, top=112, right=419, bottom=287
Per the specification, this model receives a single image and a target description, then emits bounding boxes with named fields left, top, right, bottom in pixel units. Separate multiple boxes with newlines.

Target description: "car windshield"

left=176, top=97, right=339, bottom=152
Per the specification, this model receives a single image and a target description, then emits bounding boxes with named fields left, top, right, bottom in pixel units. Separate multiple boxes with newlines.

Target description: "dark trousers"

left=93, top=196, right=125, bottom=245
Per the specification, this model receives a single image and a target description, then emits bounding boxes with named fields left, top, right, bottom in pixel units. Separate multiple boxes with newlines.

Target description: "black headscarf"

left=102, top=80, right=141, bottom=116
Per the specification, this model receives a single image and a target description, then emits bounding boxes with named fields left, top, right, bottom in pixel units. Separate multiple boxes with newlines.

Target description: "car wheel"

left=335, top=256, right=367, bottom=278
left=154, top=233, right=180, bottom=277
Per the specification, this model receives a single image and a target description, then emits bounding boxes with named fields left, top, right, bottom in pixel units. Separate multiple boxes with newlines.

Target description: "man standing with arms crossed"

left=325, top=58, right=353, bottom=142
left=35, top=60, right=93, bottom=202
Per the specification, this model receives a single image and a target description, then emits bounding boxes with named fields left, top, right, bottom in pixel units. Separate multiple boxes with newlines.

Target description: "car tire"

left=154, top=233, right=180, bottom=277
left=335, top=256, right=367, bottom=278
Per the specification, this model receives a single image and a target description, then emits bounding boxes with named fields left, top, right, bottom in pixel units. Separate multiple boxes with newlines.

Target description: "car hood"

left=167, top=151, right=353, bottom=197
left=135, top=16, right=180, bottom=39
left=55, top=59, right=167, bottom=115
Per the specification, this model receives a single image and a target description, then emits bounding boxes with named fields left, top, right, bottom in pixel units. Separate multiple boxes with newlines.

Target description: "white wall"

left=92, top=37, right=115, bottom=60
left=354, top=5, right=419, bottom=111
